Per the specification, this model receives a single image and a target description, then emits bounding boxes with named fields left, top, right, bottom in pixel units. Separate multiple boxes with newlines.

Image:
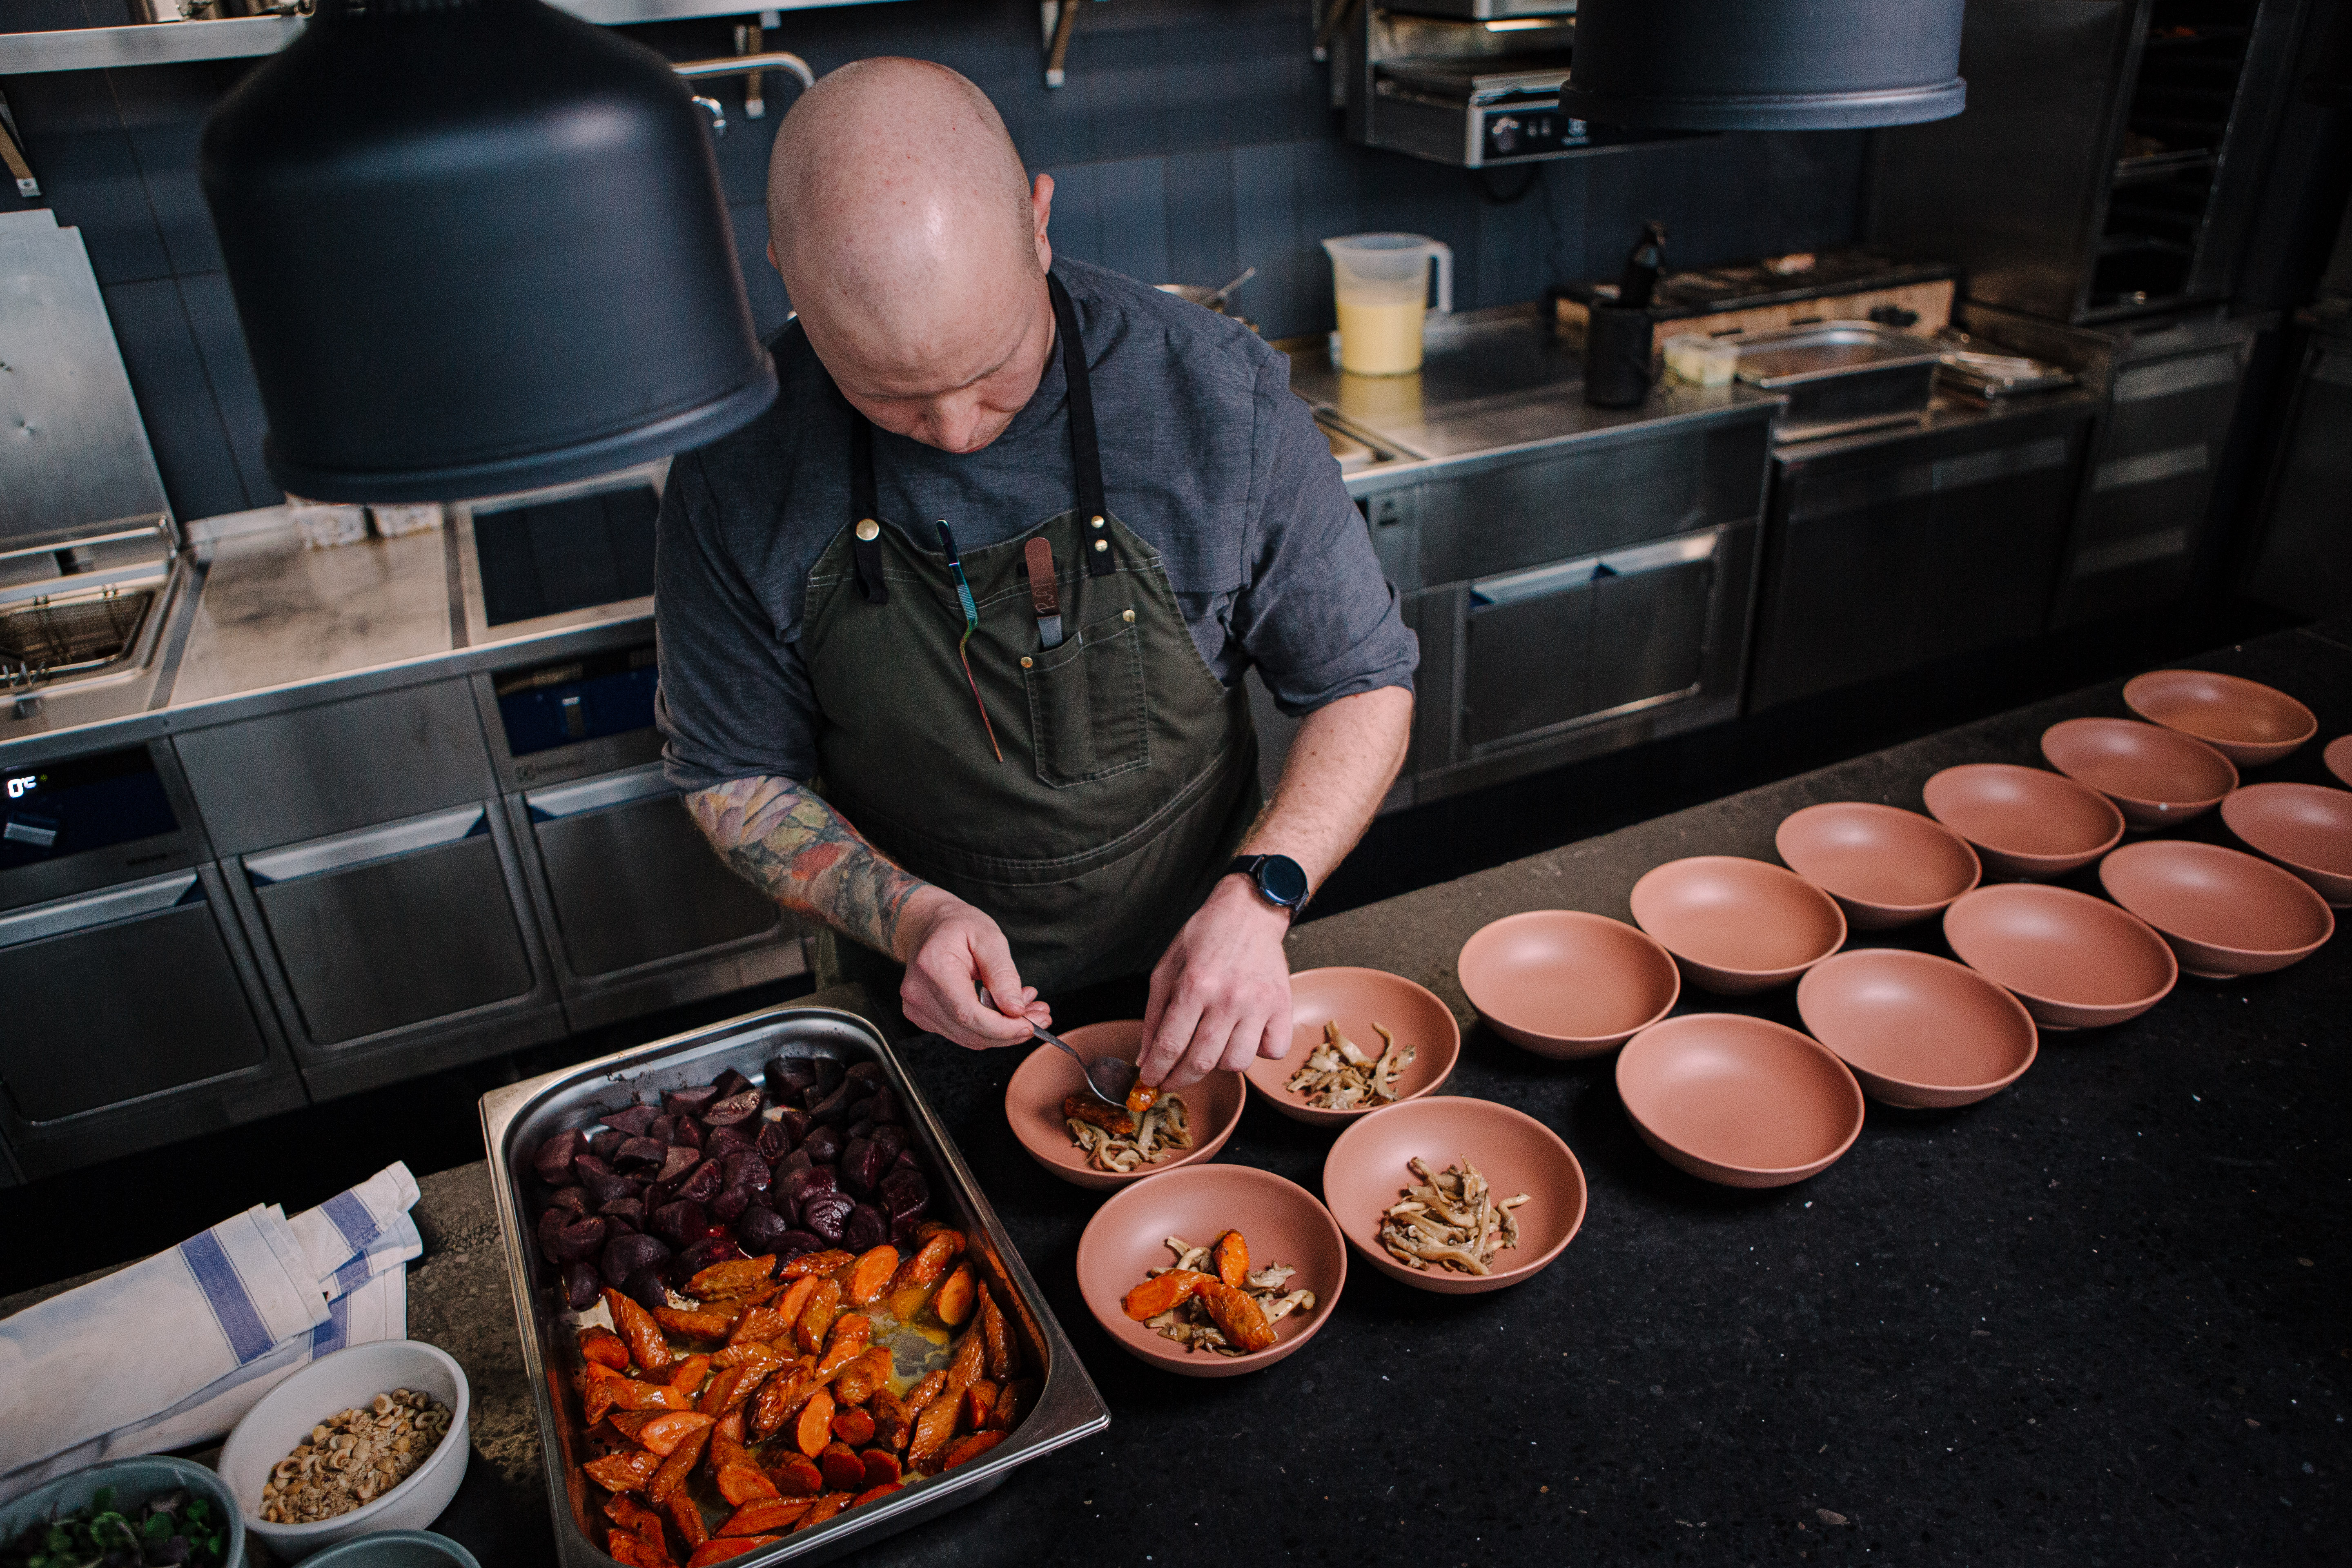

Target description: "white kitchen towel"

left=0, top=1164, right=422, bottom=1506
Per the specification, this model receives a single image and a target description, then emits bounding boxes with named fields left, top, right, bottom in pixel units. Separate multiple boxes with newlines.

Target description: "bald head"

left=768, top=59, right=1057, bottom=453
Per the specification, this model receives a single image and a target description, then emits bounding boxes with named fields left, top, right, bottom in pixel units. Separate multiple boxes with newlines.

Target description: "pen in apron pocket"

left=937, top=520, right=1004, bottom=763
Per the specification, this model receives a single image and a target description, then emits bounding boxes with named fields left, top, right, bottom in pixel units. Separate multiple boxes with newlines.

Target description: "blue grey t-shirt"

left=655, top=258, right=1418, bottom=791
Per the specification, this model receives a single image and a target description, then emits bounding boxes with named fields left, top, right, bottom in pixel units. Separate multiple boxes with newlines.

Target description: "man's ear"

left=1031, top=172, right=1055, bottom=274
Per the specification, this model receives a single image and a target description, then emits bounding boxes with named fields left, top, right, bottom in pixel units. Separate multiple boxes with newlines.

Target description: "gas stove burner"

left=0, top=586, right=155, bottom=688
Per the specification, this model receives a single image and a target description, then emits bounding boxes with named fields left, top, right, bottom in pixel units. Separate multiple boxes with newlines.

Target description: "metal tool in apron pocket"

left=1024, top=537, right=1065, bottom=650
left=936, top=519, right=1004, bottom=763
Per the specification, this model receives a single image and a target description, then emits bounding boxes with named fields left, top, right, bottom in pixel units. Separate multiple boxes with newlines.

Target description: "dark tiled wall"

left=3, top=0, right=1868, bottom=523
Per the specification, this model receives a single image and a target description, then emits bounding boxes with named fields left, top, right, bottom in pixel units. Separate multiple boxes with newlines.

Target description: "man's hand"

left=1139, top=875, right=1295, bottom=1088
left=894, top=886, right=1052, bottom=1050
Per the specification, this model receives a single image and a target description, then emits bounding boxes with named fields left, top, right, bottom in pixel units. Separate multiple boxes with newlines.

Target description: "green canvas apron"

left=800, top=272, right=1261, bottom=998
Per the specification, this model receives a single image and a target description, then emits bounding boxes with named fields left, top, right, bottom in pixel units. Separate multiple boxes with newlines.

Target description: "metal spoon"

left=1204, top=265, right=1256, bottom=311
left=979, top=987, right=1140, bottom=1107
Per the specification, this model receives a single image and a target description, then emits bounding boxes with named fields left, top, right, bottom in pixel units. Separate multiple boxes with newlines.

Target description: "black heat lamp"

left=200, top=0, right=776, bottom=503
left=1559, top=0, right=1968, bottom=131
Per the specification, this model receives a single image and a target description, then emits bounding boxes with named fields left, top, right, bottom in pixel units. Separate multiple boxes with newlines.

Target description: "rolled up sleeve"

left=655, top=452, right=822, bottom=791
left=1229, top=355, right=1419, bottom=716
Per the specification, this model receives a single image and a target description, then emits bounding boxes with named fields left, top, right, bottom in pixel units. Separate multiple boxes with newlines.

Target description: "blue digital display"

left=0, top=745, right=178, bottom=870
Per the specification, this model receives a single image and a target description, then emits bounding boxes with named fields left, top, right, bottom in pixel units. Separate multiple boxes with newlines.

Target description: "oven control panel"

left=1480, top=108, right=1588, bottom=163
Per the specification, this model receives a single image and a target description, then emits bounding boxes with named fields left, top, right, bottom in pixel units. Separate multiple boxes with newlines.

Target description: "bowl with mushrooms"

left=1004, top=1018, right=1247, bottom=1191
left=1321, top=1095, right=1587, bottom=1295
left=1245, top=967, right=1461, bottom=1126
left=218, top=1339, right=470, bottom=1560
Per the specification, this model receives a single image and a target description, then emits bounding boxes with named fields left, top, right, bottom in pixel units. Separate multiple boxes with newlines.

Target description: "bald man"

left=657, top=59, right=1416, bottom=1089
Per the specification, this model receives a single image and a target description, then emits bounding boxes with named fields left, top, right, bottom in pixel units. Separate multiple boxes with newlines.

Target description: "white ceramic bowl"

left=219, top=1341, right=470, bottom=1561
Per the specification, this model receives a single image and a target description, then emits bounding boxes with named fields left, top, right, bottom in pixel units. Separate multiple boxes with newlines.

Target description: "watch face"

left=1259, top=854, right=1310, bottom=908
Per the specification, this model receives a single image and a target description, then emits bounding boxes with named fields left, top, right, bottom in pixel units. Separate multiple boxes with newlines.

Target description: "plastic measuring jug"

left=1323, top=233, right=1453, bottom=376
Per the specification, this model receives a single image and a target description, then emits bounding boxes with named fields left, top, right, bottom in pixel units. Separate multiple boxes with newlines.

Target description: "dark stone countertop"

left=17, top=624, right=2347, bottom=1566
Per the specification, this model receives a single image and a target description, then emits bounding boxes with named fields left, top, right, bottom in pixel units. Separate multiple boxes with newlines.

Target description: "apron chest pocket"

left=1025, top=615, right=1149, bottom=787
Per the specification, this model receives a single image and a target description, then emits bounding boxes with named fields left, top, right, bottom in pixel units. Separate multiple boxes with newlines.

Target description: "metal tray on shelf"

left=1727, top=321, right=1945, bottom=443
left=481, top=1004, right=1110, bottom=1568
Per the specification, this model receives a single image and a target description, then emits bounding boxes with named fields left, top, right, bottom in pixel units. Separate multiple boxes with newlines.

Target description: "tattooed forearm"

left=685, top=775, right=929, bottom=958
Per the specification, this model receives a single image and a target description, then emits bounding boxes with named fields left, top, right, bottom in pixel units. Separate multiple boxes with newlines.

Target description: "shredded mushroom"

left=1143, top=1235, right=1316, bottom=1355
left=1065, top=1092, right=1192, bottom=1173
left=1285, top=1020, right=1414, bottom=1111
left=1377, top=1156, right=1530, bottom=1276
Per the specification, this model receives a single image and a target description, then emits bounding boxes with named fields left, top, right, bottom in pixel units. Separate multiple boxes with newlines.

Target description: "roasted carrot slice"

left=696, top=1365, right=747, bottom=1418
left=905, top=1390, right=959, bottom=1473
left=1120, top=1269, right=1212, bottom=1321
left=830, top=1346, right=892, bottom=1407
left=686, top=1539, right=777, bottom=1567
left=959, top=1379, right=997, bottom=1435
left=715, top=1463, right=780, bottom=1506
left=606, top=1380, right=694, bottom=1413
left=779, top=1249, right=854, bottom=1280
left=849, top=1481, right=903, bottom=1508
left=604, top=1492, right=667, bottom=1550
left=646, top=1425, right=711, bottom=1506
left=986, top=1378, right=1033, bottom=1432
left=942, top=1430, right=1008, bottom=1470
left=584, top=1449, right=660, bottom=1495
left=713, top=1339, right=786, bottom=1375
left=812, top=1314, right=872, bottom=1380
left=817, top=1441, right=865, bottom=1492
left=606, top=1532, right=673, bottom=1568
left=723, top=1302, right=788, bottom=1348
left=584, top=1379, right=620, bottom=1428
left=870, top=1388, right=913, bottom=1452
left=830, top=1406, right=876, bottom=1448
left=791, top=1494, right=851, bottom=1532
left=605, top=1287, right=674, bottom=1374
left=844, top=1245, right=899, bottom=1307
left=635, top=1411, right=714, bottom=1457
left=1195, top=1280, right=1277, bottom=1353
left=902, top=1371, right=947, bottom=1409
left=579, top=1324, right=633, bottom=1370
left=721, top=1499, right=812, bottom=1537
left=794, top=1387, right=837, bottom=1458
left=931, top=1264, right=977, bottom=1328
left=688, top=1254, right=778, bottom=1300
left=707, top=1409, right=756, bottom=1476
left=655, top=1305, right=738, bottom=1341
left=1211, top=1229, right=1250, bottom=1289
left=768, top=1452, right=824, bottom=1497
left=664, top=1489, right=708, bottom=1552
left=751, top=1365, right=813, bottom=1440
left=860, top=1450, right=902, bottom=1490
left=795, top=1278, right=844, bottom=1355
left=978, top=1287, right=1015, bottom=1382
left=886, top=1227, right=963, bottom=1294
left=666, top=1354, right=712, bottom=1394
left=949, top=1325, right=987, bottom=1390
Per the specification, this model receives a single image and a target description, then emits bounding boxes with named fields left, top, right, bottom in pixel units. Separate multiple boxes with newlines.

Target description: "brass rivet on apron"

left=855, top=519, right=880, bottom=542
left=1093, top=539, right=1108, bottom=553
left=1123, top=609, right=1135, bottom=623
left=1090, top=515, right=1105, bottom=528
left=1020, top=655, right=1033, bottom=668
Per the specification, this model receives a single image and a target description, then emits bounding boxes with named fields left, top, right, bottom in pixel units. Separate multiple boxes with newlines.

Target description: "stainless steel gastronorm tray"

left=1728, top=322, right=1946, bottom=443
left=481, top=1005, right=1111, bottom=1568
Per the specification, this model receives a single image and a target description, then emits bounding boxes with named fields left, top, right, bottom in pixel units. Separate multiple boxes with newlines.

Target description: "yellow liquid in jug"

left=1336, top=301, right=1427, bottom=376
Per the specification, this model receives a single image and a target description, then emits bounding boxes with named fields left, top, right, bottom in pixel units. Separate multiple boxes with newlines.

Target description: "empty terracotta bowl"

left=1074, top=1163, right=1346, bottom=1377
left=1615, top=1015, right=1864, bottom=1188
left=1455, top=911, right=1679, bottom=1057
left=1773, top=802, right=1982, bottom=928
left=1321, top=1096, right=1586, bottom=1295
left=1921, top=763, right=2126, bottom=880
left=1795, top=950, right=2038, bottom=1109
left=2039, top=717, right=2238, bottom=830
left=1627, top=857, right=1847, bottom=994
left=2097, top=840, right=2334, bottom=980
left=1004, top=1020, right=1246, bottom=1192
left=2123, top=669, right=2317, bottom=766
left=2223, top=782, right=2352, bottom=906
left=2325, top=735, right=2352, bottom=788
left=1942, top=884, right=2177, bottom=1029
left=1246, top=967, right=1460, bottom=1126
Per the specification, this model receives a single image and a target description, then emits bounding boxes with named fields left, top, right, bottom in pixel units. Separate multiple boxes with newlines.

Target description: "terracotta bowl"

left=1246, top=967, right=1460, bottom=1127
left=1627, top=856, right=1848, bottom=994
left=1074, top=1163, right=1345, bottom=1377
left=2097, top=840, right=2334, bottom=980
left=1795, top=949, right=2038, bottom=1109
left=1004, top=1020, right=1246, bottom=1192
left=1615, top=1015, right=1864, bottom=1188
left=2221, top=782, right=2352, bottom=906
left=2123, top=669, right=2317, bottom=766
left=1921, top=763, right=2126, bottom=880
left=1454, top=911, right=1679, bottom=1057
left=1942, top=884, right=2177, bottom=1029
left=2325, top=735, right=2352, bottom=788
left=1773, top=802, right=1982, bottom=928
left=1320, top=1096, right=1586, bottom=1296
left=2039, top=717, right=2238, bottom=830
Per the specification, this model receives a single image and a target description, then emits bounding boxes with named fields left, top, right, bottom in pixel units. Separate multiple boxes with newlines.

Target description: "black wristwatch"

left=1227, top=853, right=1310, bottom=914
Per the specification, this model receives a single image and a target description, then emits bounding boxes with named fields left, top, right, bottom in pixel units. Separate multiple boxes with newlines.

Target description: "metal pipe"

left=672, top=50, right=814, bottom=90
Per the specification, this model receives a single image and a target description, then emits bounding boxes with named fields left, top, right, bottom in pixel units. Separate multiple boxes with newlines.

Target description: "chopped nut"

left=259, top=1387, right=453, bottom=1523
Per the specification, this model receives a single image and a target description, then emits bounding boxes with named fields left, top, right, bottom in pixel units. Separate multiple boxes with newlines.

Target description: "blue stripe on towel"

left=322, top=1191, right=381, bottom=1253
left=312, top=1293, right=350, bottom=1356
left=179, top=1230, right=276, bottom=1365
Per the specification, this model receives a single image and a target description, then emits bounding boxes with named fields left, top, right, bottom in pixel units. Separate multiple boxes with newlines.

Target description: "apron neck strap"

left=1045, top=272, right=1113, bottom=577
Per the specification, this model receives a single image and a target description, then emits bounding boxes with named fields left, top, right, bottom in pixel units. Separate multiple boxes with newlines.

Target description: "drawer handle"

left=0, top=870, right=201, bottom=949
left=525, top=763, right=679, bottom=822
left=245, top=805, right=488, bottom=886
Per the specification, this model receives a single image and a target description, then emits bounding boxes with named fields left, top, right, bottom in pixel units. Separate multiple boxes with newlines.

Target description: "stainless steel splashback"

left=0, top=214, right=175, bottom=549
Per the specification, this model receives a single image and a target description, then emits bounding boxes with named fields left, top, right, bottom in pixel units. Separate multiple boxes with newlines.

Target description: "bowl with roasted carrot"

left=1004, top=1019, right=1247, bottom=1191
left=1074, top=1163, right=1346, bottom=1378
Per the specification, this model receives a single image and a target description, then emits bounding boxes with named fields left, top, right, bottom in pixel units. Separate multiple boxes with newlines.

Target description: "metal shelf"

left=0, top=0, right=898, bottom=75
